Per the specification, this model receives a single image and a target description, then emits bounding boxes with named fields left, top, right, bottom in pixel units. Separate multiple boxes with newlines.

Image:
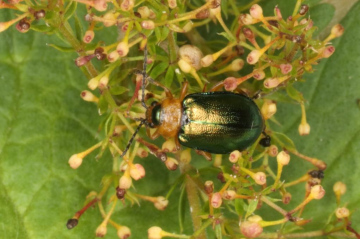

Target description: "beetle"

left=121, top=47, right=266, bottom=158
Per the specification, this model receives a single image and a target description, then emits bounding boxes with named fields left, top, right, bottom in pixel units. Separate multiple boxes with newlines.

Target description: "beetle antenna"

left=141, top=45, right=148, bottom=109
left=120, top=120, right=145, bottom=157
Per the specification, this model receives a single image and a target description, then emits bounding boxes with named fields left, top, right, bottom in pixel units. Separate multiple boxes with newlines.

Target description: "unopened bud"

left=148, top=226, right=162, bottom=239
left=267, top=145, right=278, bottom=157
left=275, top=6, right=282, bottom=20
left=164, top=157, right=178, bottom=171
left=298, top=122, right=310, bottom=135
left=16, top=19, right=30, bottom=33
left=247, top=50, right=261, bottom=64
left=322, top=46, right=335, bottom=58
left=277, top=151, right=290, bottom=166
left=162, top=138, right=177, bottom=152
left=141, top=20, right=155, bottom=29
left=331, top=24, right=344, bottom=37
left=103, top=12, right=116, bottom=27
left=129, top=164, right=146, bottom=180
left=108, top=50, right=120, bottom=62
left=239, top=14, right=254, bottom=25
left=94, top=0, right=107, bottom=11
left=231, top=59, right=244, bottom=71
left=280, top=63, right=292, bottom=75
left=178, top=59, right=192, bottom=73
left=136, top=147, right=148, bottom=158
left=335, top=207, right=350, bottom=219
left=117, top=226, right=131, bottom=239
left=224, top=77, right=238, bottom=91
left=264, top=77, right=280, bottom=88
left=120, top=0, right=134, bottom=11
left=310, top=185, right=325, bottom=199
left=138, top=6, right=150, bottom=18
left=261, top=100, right=277, bottom=120
left=196, top=9, right=210, bottom=19
left=223, top=190, right=236, bottom=200
left=117, top=42, right=129, bottom=57
left=250, top=4, right=263, bottom=19
left=168, top=0, right=177, bottom=9
left=68, top=154, right=83, bottom=169
left=183, top=21, right=193, bottom=32
left=333, top=181, right=347, bottom=195
left=98, top=76, right=109, bottom=89
left=282, top=192, right=292, bottom=204
left=179, top=45, right=203, bottom=70
left=229, top=150, right=241, bottom=163
left=299, top=4, right=309, bottom=15
left=116, top=187, right=126, bottom=199
left=180, top=149, right=191, bottom=164
left=211, top=192, right=223, bottom=208
left=200, top=54, right=214, bottom=67
left=253, top=70, right=265, bottom=80
left=240, top=219, right=263, bottom=238
left=75, top=55, right=94, bottom=67
left=204, top=181, right=214, bottom=194
left=88, top=77, right=99, bottom=90
left=81, top=90, right=99, bottom=102
left=254, top=172, right=266, bottom=185
left=154, top=196, right=168, bottom=210
left=95, top=223, right=107, bottom=237
left=83, top=30, right=95, bottom=43
left=119, top=174, right=132, bottom=189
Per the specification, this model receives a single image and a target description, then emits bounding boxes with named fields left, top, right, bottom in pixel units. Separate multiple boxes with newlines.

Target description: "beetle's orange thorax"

left=158, top=98, right=182, bottom=138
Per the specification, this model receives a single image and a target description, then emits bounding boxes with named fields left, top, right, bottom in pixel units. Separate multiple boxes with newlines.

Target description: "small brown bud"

left=204, top=181, right=214, bottom=194
left=299, top=4, right=309, bottom=15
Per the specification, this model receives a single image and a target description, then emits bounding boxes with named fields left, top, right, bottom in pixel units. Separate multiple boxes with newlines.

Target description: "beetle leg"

left=179, top=81, right=189, bottom=101
left=147, top=77, right=173, bottom=99
left=209, top=81, right=224, bottom=92
left=174, top=137, right=181, bottom=151
left=195, top=150, right=212, bottom=161
left=147, top=128, right=160, bottom=140
left=137, top=138, right=167, bottom=162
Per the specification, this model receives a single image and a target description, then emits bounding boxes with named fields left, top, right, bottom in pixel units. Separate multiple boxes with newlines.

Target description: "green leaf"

left=245, top=199, right=258, bottom=219
left=74, top=14, right=83, bottom=42
left=164, top=65, right=175, bottom=87
left=46, top=43, right=75, bottom=52
left=30, top=24, right=55, bottom=33
left=64, top=1, right=78, bottom=21
left=149, top=62, right=169, bottom=80
left=109, top=85, right=128, bottom=95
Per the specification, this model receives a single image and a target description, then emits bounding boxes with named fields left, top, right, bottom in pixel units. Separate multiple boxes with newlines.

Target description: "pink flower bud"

left=94, top=0, right=107, bottom=11
left=229, top=150, right=241, bottom=163
left=322, top=46, right=335, bottom=58
left=136, top=147, right=148, bottom=158
left=211, top=192, right=223, bottom=208
left=103, top=12, right=117, bottom=27
left=138, top=6, right=150, bottom=19
left=129, top=163, right=146, bottom=180
left=240, top=220, right=263, bottom=238
left=204, top=181, right=214, bottom=194
left=247, top=50, right=261, bottom=64
left=250, top=4, right=263, bottom=19
left=275, top=6, right=282, bottom=20
left=83, top=30, right=95, bottom=43
left=108, top=51, right=120, bottom=62
left=75, top=55, right=94, bottom=67
left=224, top=77, right=238, bottom=91
left=280, top=63, right=292, bottom=75
left=282, top=192, right=292, bottom=204
left=168, top=0, right=177, bottom=9
left=120, top=0, right=134, bottom=11
left=267, top=145, right=278, bottom=157
left=164, top=157, right=178, bottom=171
left=253, top=70, right=265, bottom=80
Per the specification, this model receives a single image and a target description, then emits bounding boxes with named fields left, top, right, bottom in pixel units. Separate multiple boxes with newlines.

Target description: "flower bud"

left=108, top=50, right=120, bottom=62
left=68, top=154, right=83, bottom=169
left=229, top=150, right=241, bottom=163
left=95, top=223, right=107, bottom=237
left=204, top=181, right=214, bottom=194
left=280, top=63, right=292, bottom=75
left=299, top=4, right=309, bottom=15
left=164, top=157, right=178, bottom=171
left=154, top=196, right=168, bottom=210
left=196, top=9, right=210, bottom=19
left=138, top=6, right=150, bottom=18
left=239, top=14, right=254, bottom=25
left=94, top=0, right=107, bottom=11
left=75, top=55, right=94, bottom=67
left=117, top=226, right=131, bottom=239
left=183, top=21, right=193, bottom=32
left=282, top=192, right=292, bottom=204
left=136, top=147, right=148, bottom=158
left=178, top=59, right=192, bottom=73
left=298, top=122, right=310, bottom=135
left=168, top=0, right=177, bottom=9
left=231, top=59, right=245, bottom=71
left=335, top=207, right=350, bottom=219
left=129, top=164, right=146, bottom=180
left=162, top=138, right=177, bottom=152
left=98, top=75, right=109, bottom=89
left=81, top=90, right=99, bottom=102
left=331, top=24, right=344, bottom=37
left=261, top=100, right=277, bottom=120
left=88, top=77, right=99, bottom=90
left=83, top=30, right=95, bottom=43
left=16, top=20, right=30, bottom=33
left=223, top=190, right=236, bottom=200
left=180, top=149, right=191, bottom=164
left=116, top=187, right=126, bottom=199
left=141, top=20, right=155, bottom=29
left=263, top=77, right=280, bottom=88
left=119, top=174, right=132, bottom=189
left=240, top=219, right=263, bottom=238
left=224, top=77, right=238, bottom=91
left=253, top=70, right=265, bottom=80
left=103, top=12, right=117, bottom=27
left=310, top=185, right=325, bottom=199
left=117, top=42, right=129, bottom=57
left=121, top=0, right=134, bottom=11
left=249, top=4, right=263, bottom=19
left=267, top=145, right=278, bottom=157
left=277, top=151, right=290, bottom=166
left=148, top=226, right=162, bottom=239
left=211, top=192, right=223, bottom=208
left=274, top=6, right=282, bottom=20
left=333, top=181, right=347, bottom=195
left=179, top=45, right=203, bottom=70
left=200, top=55, right=214, bottom=67
left=254, top=172, right=266, bottom=185
left=322, top=46, right=335, bottom=58
left=247, top=50, right=261, bottom=64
